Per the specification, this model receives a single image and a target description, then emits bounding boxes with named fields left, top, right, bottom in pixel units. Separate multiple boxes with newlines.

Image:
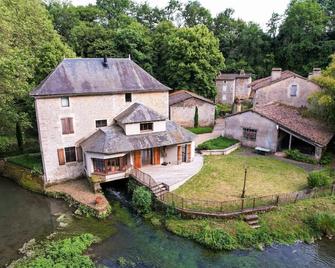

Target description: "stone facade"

left=35, top=92, right=169, bottom=184
left=169, top=97, right=215, bottom=128
left=224, top=111, right=278, bottom=151
left=252, top=76, right=320, bottom=107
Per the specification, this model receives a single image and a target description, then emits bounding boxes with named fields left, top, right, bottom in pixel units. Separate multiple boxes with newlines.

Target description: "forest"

left=0, top=0, right=335, bottom=151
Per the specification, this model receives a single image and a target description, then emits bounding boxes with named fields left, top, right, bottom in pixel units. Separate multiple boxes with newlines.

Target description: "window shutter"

left=57, top=148, right=65, bottom=165
left=187, top=144, right=191, bottom=162
left=76, top=147, right=83, bottom=162
left=61, top=118, right=74, bottom=134
left=68, top=118, right=74, bottom=133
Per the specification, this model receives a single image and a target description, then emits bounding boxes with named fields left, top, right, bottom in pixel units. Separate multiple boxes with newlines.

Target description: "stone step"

left=244, top=214, right=259, bottom=221
left=247, top=220, right=259, bottom=225
left=250, top=224, right=261, bottom=229
left=155, top=190, right=168, bottom=197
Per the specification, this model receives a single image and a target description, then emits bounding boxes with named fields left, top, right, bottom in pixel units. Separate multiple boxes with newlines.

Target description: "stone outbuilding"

left=215, top=70, right=252, bottom=104
left=169, top=90, right=215, bottom=128
left=250, top=68, right=321, bottom=107
left=224, top=102, right=333, bottom=160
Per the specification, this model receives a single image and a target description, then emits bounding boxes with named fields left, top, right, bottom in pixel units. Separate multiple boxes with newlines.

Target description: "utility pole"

left=241, top=166, right=248, bottom=198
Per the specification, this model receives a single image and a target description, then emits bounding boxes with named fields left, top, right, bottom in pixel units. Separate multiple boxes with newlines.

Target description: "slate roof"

left=255, top=103, right=333, bottom=147
left=169, top=90, right=214, bottom=106
left=216, top=73, right=251, bottom=80
left=114, top=103, right=166, bottom=124
left=80, top=120, right=195, bottom=154
left=30, top=58, right=171, bottom=97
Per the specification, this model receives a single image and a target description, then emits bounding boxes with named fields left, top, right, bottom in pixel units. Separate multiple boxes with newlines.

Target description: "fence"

left=158, top=184, right=335, bottom=216
left=129, top=167, right=158, bottom=188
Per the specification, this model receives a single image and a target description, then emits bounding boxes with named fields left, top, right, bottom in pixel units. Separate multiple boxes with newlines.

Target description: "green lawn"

left=7, top=153, right=43, bottom=173
left=197, top=137, right=238, bottom=150
left=187, top=127, right=213, bottom=134
left=175, top=151, right=308, bottom=201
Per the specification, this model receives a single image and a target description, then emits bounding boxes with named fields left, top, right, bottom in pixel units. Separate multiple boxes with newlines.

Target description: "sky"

left=71, top=0, right=291, bottom=29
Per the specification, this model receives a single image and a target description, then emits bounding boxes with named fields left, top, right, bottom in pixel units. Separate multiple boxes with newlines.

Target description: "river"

left=0, top=177, right=334, bottom=268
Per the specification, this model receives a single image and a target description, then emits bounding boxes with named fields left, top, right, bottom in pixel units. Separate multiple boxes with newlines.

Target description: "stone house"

left=224, top=103, right=333, bottom=160
left=250, top=68, right=321, bottom=107
left=30, top=58, right=195, bottom=185
left=169, top=90, right=215, bottom=128
left=215, top=70, right=252, bottom=104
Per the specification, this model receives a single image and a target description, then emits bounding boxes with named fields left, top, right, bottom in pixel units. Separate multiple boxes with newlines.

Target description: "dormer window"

left=61, top=97, right=69, bottom=107
left=96, top=119, right=107, bottom=128
left=140, top=123, right=153, bottom=132
left=125, top=93, right=132, bottom=102
left=290, top=85, right=298, bottom=97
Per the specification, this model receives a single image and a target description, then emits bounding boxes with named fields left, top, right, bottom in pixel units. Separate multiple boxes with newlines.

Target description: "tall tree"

left=182, top=1, right=213, bottom=28
left=157, top=25, right=224, bottom=98
left=0, top=0, right=74, bottom=145
left=276, top=0, right=335, bottom=75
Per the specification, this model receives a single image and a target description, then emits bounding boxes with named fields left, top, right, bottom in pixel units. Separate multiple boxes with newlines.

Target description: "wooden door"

left=134, top=150, right=142, bottom=168
left=187, top=144, right=192, bottom=162
left=153, top=147, right=160, bottom=165
left=177, top=145, right=182, bottom=163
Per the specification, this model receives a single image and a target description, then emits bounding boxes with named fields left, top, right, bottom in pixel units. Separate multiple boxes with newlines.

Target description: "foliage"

left=132, top=186, right=152, bottom=214
left=194, top=106, right=199, bottom=128
left=15, top=233, right=96, bottom=268
left=320, top=152, right=332, bottom=165
left=166, top=196, right=335, bottom=250
left=307, top=169, right=333, bottom=188
left=308, top=212, right=335, bottom=236
left=197, top=137, right=238, bottom=150
left=7, top=153, right=43, bottom=174
left=285, top=149, right=318, bottom=164
left=187, top=127, right=213, bottom=134
left=309, top=54, right=335, bottom=126
left=216, top=103, right=232, bottom=117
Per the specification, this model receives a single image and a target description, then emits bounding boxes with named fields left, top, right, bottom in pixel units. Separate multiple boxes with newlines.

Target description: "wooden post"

left=276, top=195, right=280, bottom=206
left=294, top=193, right=299, bottom=203
left=288, top=134, right=292, bottom=150
left=253, top=198, right=256, bottom=209
left=241, top=199, right=244, bottom=211
left=182, top=198, right=184, bottom=210
left=241, top=167, right=247, bottom=198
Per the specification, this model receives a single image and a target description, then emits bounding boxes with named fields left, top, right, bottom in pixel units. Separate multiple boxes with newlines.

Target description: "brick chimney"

left=271, top=68, right=282, bottom=81
left=308, top=68, right=321, bottom=80
left=240, top=69, right=245, bottom=75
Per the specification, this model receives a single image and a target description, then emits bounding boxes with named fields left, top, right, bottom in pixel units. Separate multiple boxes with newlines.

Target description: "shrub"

left=197, top=137, right=238, bottom=150
left=216, top=104, right=232, bottom=117
left=195, top=224, right=237, bottom=250
left=307, top=170, right=333, bottom=188
left=131, top=186, right=152, bottom=214
left=194, top=106, right=199, bottom=128
left=285, top=149, right=317, bottom=164
left=320, top=152, right=332, bottom=166
left=308, top=212, right=335, bottom=236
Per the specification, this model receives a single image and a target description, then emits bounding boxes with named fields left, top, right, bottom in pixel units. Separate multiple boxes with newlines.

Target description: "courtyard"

left=174, top=150, right=310, bottom=201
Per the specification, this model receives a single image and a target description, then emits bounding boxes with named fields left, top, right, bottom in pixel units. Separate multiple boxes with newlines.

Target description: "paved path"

left=195, top=118, right=225, bottom=146
left=141, top=153, right=203, bottom=191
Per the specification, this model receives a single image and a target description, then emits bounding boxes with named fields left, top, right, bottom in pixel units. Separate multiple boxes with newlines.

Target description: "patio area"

left=140, top=153, right=203, bottom=191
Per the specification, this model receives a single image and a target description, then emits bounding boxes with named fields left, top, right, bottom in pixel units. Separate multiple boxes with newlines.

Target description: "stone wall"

left=35, top=91, right=169, bottom=184
left=235, top=77, right=252, bottom=99
left=216, top=80, right=235, bottom=104
left=170, top=98, right=215, bottom=128
left=224, top=111, right=278, bottom=151
left=253, top=77, right=320, bottom=107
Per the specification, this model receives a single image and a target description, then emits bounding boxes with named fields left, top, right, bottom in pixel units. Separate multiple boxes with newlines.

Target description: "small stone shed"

left=224, top=102, right=333, bottom=160
left=169, top=90, right=215, bottom=128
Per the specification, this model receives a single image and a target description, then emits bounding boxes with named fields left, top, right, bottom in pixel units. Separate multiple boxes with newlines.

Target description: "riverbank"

left=163, top=196, right=335, bottom=251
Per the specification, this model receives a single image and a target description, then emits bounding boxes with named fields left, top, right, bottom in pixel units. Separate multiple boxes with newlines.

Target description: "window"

left=125, top=93, right=132, bottom=102
left=61, top=118, right=74, bottom=134
left=96, top=119, right=107, bottom=128
left=61, top=97, right=69, bottom=107
left=243, top=128, right=257, bottom=141
left=65, top=147, right=76, bottom=162
left=140, top=123, right=153, bottom=131
left=290, top=85, right=298, bottom=97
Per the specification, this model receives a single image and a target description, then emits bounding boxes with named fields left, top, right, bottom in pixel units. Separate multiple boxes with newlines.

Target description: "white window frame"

left=61, top=96, right=70, bottom=107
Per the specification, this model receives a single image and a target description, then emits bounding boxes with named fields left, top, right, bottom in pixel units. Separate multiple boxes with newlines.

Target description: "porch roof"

left=80, top=120, right=195, bottom=154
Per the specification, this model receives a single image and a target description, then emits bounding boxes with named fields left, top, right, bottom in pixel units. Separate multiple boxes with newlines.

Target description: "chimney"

left=308, top=68, right=321, bottom=80
left=102, top=55, right=108, bottom=68
left=240, top=69, right=245, bottom=75
left=271, top=68, right=282, bottom=81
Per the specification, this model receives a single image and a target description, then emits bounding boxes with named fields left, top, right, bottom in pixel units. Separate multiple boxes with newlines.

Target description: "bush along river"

left=1, top=176, right=335, bottom=268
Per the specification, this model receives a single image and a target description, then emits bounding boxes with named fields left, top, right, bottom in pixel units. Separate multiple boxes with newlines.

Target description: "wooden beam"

left=288, top=134, right=292, bottom=150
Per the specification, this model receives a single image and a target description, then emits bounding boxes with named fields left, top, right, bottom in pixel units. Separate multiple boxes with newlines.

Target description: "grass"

left=187, top=127, right=213, bottom=134
left=165, top=196, right=335, bottom=251
left=7, top=153, right=43, bottom=173
left=197, top=136, right=238, bottom=150
left=175, top=151, right=308, bottom=201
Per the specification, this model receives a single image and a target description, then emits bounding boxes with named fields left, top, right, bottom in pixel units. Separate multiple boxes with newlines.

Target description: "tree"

left=96, top=0, right=132, bottom=20
left=309, top=54, right=335, bottom=126
left=0, top=0, right=74, bottom=147
left=158, top=25, right=224, bottom=99
left=194, top=106, right=199, bottom=128
left=266, top=12, right=282, bottom=39
left=182, top=1, right=213, bottom=28
left=276, top=0, right=334, bottom=75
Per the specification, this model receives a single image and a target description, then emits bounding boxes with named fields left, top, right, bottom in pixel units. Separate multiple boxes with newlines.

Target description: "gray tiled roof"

left=169, top=90, right=214, bottom=106
left=114, top=103, right=166, bottom=124
left=30, top=58, right=171, bottom=97
left=80, top=120, right=195, bottom=154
